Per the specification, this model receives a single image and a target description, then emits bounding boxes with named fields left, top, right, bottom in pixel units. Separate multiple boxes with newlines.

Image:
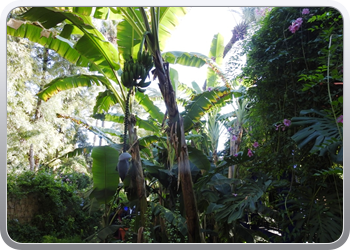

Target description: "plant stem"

left=124, top=88, right=132, bottom=152
left=327, top=35, right=342, bottom=140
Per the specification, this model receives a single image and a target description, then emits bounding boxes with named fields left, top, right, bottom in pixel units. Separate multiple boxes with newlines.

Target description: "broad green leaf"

left=191, top=81, right=203, bottom=94
left=99, top=113, right=160, bottom=133
left=138, top=135, right=167, bottom=147
left=135, top=91, right=164, bottom=123
left=57, top=113, right=115, bottom=145
left=56, top=7, right=122, bottom=20
left=169, top=67, right=180, bottom=93
left=150, top=201, right=188, bottom=236
left=90, top=146, right=119, bottom=204
left=7, top=20, right=91, bottom=68
left=93, top=90, right=118, bottom=114
left=181, top=86, right=233, bottom=131
left=162, top=51, right=207, bottom=67
left=206, top=202, right=225, bottom=214
left=59, top=146, right=94, bottom=159
left=207, top=33, right=225, bottom=88
left=208, top=33, right=225, bottom=66
left=158, top=7, right=188, bottom=51
left=291, top=109, right=343, bottom=163
left=18, top=7, right=122, bottom=91
left=37, top=74, right=107, bottom=101
left=187, top=145, right=210, bottom=171
left=117, top=7, right=143, bottom=62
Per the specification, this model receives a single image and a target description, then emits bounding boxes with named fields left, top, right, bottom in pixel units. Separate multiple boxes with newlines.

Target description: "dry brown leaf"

left=40, top=29, right=51, bottom=38
left=7, top=19, right=24, bottom=30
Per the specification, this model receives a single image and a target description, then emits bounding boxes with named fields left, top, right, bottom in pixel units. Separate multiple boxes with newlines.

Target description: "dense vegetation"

left=6, top=6, right=343, bottom=243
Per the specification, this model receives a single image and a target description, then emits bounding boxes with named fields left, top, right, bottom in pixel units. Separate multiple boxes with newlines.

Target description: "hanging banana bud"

left=137, top=87, right=147, bottom=93
left=138, top=81, right=151, bottom=88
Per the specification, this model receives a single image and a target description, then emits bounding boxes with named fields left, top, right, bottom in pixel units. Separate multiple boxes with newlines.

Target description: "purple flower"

left=293, top=165, right=297, bottom=169
left=288, top=18, right=303, bottom=33
left=233, top=193, right=238, bottom=197
left=232, top=135, right=237, bottom=141
left=208, top=87, right=213, bottom=92
left=337, top=115, right=343, bottom=123
left=295, top=18, right=303, bottom=25
left=283, top=119, right=291, bottom=127
left=302, top=8, right=310, bottom=15
left=253, top=142, right=259, bottom=148
left=234, top=153, right=238, bottom=157
left=228, top=127, right=233, bottom=132
left=247, top=149, right=253, bottom=157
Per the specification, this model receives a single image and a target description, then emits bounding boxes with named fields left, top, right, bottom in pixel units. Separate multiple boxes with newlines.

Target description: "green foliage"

left=291, top=109, right=343, bottom=163
left=90, top=146, right=120, bottom=205
left=7, top=170, right=102, bottom=243
left=42, top=235, right=83, bottom=243
left=239, top=7, right=343, bottom=243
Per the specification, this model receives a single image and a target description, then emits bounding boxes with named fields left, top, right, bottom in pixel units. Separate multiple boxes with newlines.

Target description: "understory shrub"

left=7, top=169, right=102, bottom=243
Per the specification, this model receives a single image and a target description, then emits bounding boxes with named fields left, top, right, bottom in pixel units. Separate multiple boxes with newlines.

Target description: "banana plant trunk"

left=153, top=53, right=203, bottom=243
left=229, top=126, right=243, bottom=179
left=128, top=114, right=147, bottom=232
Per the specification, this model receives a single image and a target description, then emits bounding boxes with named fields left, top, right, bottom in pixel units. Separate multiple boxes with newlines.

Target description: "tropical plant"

left=239, top=6, right=343, bottom=243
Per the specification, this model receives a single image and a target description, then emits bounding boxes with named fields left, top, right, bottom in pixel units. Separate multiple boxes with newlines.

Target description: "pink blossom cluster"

left=337, top=115, right=343, bottom=123
left=255, top=7, right=272, bottom=17
left=247, top=149, right=253, bottom=157
left=288, top=9, right=310, bottom=34
left=302, top=8, right=310, bottom=15
left=288, top=18, right=303, bottom=33
left=275, top=119, right=291, bottom=131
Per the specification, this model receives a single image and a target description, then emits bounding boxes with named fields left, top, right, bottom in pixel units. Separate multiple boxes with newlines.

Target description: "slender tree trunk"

left=29, top=144, right=35, bottom=171
left=93, top=120, right=98, bottom=146
left=128, top=114, right=147, bottom=236
left=153, top=53, right=203, bottom=243
left=99, top=120, right=105, bottom=146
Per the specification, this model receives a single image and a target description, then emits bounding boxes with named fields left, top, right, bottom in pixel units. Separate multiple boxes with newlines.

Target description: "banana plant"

left=117, top=7, right=204, bottom=242
left=7, top=7, right=236, bottom=242
left=7, top=7, right=153, bottom=230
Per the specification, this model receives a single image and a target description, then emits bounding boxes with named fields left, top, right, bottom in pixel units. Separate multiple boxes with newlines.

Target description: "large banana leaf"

left=93, top=90, right=118, bottom=114
left=14, top=7, right=124, bottom=102
left=158, top=7, right=188, bottom=51
left=163, top=50, right=230, bottom=87
left=150, top=201, right=188, bottom=236
left=162, top=51, right=207, bottom=67
left=117, top=7, right=188, bottom=62
left=207, top=33, right=225, bottom=88
left=7, top=20, right=91, bottom=68
left=56, top=113, right=116, bottom=145
left=55, top=7, right=122, bottom=20
left=116, top=7, right=143, bottom=62
left=181, top=86, right=233, bottom=132
left=95, top=113, right=160, bottom=133
left=187, top=145, right=210, bottom=171
left=291, top=109, right=343, bottom=164
left=135, top=91, right=164, bottom=123
left=90, top=146, right=119, bottom=204
left=37, top=74, right=107, bottom=101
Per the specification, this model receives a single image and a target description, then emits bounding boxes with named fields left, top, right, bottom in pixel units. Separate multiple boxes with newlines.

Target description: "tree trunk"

left=29, top=144, right=35, bottom=171
left=128, top=114, right=147, bottom=233
left=153, top=53, right=202, bottom=243
left=93, top=120, right=98, bottom=146
left=99, top=120, right=105, bottom=146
